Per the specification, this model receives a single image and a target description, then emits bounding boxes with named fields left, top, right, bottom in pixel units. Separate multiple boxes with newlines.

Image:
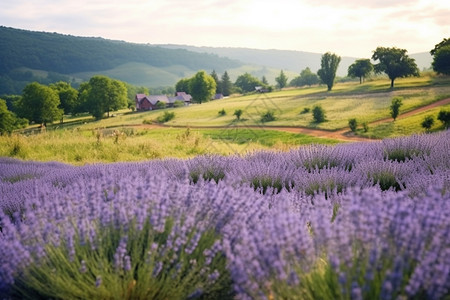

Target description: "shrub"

left=142, top=119, right=152, bottom=125
left=348, top=118, right=358, bottom=132
left=362, top=122, right=369, bottom=132
left=312, top=105, right=326, bottom=123
left=390, top=97, right=403, bottom=121
left=260, top=110, right=276, bottom=123
left=156, top=101, right=166, bottom=109
left=300, top=107, right=310, bottom=114
left=421, top=115, right=434, bottom=131
left=156, top=111, right=175, bottom=123
left=218, top=108, right=226, bottom=116
left=233, top=109, right=243, bottom=120
left=173, top=100, right=184, bottom=108
left=437, top=109, right=450, bottom=128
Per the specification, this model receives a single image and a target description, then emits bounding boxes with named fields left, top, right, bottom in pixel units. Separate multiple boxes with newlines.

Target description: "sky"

left=1, top=0, right=449, bottom=57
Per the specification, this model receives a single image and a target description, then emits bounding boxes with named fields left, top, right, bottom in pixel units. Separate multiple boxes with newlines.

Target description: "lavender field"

left=1, top=131, right=449, bottom=299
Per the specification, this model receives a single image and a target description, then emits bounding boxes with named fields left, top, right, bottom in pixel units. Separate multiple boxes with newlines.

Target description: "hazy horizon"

left=2, top=0, right=449, bottom=57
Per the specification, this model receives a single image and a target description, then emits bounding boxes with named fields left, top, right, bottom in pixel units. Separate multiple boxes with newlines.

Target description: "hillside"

left=0, top=26, right=242, bottom=94
left=158, top=45, right=433, bottom=76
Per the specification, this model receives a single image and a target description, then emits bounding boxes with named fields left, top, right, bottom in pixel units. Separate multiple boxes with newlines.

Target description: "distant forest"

left=0, top=26, right=242, bottom=95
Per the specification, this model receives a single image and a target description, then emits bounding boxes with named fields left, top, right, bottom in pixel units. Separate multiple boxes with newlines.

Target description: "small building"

left=135, top=94, right=169, bottom=111
left=168, top=92, right=192, bottom=106
left=212, top=93, right=224, bottom=100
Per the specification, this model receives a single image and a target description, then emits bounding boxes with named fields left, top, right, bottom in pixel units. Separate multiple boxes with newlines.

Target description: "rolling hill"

left=0, top=26, right=433, bottom=96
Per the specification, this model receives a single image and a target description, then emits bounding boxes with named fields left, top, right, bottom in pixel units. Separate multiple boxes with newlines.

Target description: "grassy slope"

left=84, top=75, right=450, bottom=131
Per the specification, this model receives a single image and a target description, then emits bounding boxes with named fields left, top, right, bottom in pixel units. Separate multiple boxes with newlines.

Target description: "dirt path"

left=129, top=98, right=450, bottom=143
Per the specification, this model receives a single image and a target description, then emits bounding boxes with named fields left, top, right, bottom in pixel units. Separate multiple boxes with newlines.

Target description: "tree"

left=233, top=109, right=243, bottom=120
left=290, top=67, right=320, bottom=87
left=372, top=47, right=419, bottom=88
left=430, top=38, right=450, bottom=75
left=221, top=71, right=232, bottom=96
left=275, top=70, right=288, bottom=89
left=348, top=59, right=373, bottom=84
left=312, top=105, right=326, bottom=123
left=348, top=118, right=358, bottom=132
left=437, top=110, right=450, bottom=128
left=49, top=81, right=79, bottom=122
left=261, top=76, right=268, bottom=85
left=175, top=78, right=191, bottom=94
left=16, top=82, right=63, bottom=126
left=390, top=97, right=403, bottom=121
left=210, top=70, right=222, bottom=94
left=84, top=75, right=128, bottom=119
left=0, top=99, right=16, bottom=134
left=189, top=71, right=216, bottom=104
left=235, top=73, right=263, bottom=93
left=317, top=52, right=341, bottom=91
left=421, top=116, right=434, bottom=131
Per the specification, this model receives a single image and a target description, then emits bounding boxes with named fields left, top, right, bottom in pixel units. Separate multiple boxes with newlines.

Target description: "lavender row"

left=0, top=131, right=449, bottom=298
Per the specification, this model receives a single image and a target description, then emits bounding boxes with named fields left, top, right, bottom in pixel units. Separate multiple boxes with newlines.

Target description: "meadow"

left=0, top=131, right=449, bottom=299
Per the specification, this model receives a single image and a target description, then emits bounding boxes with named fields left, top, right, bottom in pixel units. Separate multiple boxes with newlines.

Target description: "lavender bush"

left=0, top=131, right=449, bottom=299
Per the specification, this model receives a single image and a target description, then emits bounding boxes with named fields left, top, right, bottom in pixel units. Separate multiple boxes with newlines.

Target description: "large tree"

left=317, top=52, right=341, bottom=91
left=85, top=75, right=128, bottom=119
left=221, top=71, right=233, bottom=96
left=189, top=71, right=216, bottom=104
left=234, top=73, right=263, bottom=93
left=16, top=82, right=63, bottom=126
left=348, top=59, right=373, bottom=84
left=431, top=38, right=450, bottom=75
left=0, top=99, right=16, bottom=134
left=175, top=78, right=191, bottom=94
left=290, top=67, right=320, bottom=87
left=372, top=47, right=419, bottom=88
left=50, top=81, right=79, bottom=122
left=210, top=70, right=222, bottom=94
left=275, top=70, right=288, bottom=89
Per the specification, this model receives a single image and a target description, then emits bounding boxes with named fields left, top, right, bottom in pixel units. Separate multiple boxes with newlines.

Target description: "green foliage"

left=156, top=111, right=175, bottom=123
left=189, top=71, right=216, bottom=104
left=372, top=47, right=420, bottom=88
left=362, top=122, right=369, bottom=133
left=12, top=219, right=232, bottom=300
left=348, top=59, right=373, bottom=84
left=173, top=100, right=184, bottom=108
left=49, top=81, right=79, bottom=121
left=390, top=97, right=403, bottom=121
left=260, top=110, right=276, bottom=123
left=234, top=73, right=264, bottom=93
left=210, top=70, right=222, bottom=94
left=290, top=67, right=320, bottom=87
left=312, top=105, right=326, bottom=123
left=431, top=44, right=450, bottom=75
left=220, top=71, right=233, bottom=97
left=369, top=170, right=402, bottom=191
left=437, top=109, right=450, bottom=128
left=0, top=99, right=17, bottom=134
left=348, top=118, right=358, bottom=132
left=250, top=176, right=289, bottom=194
left=317, top=52, right=341, bottom=91
left=16, top=82, right=63, bottom=125
left=233, top=109, right=243, bottom=120
left=218, top=108, right=226, bottom=116
left=421, top=115, right=434, bottom=131
left=175, top=78, right=191, bottom=94
left=84, top=76, right=128, bottom=119
left=275, top=70, right=288, bottom=89
left=300, top=107, right=310, bottom=114
left=156, top=101, right=166, bottom=109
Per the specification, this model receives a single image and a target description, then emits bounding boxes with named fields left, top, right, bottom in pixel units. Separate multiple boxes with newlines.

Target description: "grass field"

left=0, top=127, right=339, bottom=164
left=3, top=75, right=449, bottom=164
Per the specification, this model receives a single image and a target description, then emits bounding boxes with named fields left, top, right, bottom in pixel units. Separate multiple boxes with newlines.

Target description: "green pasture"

left=70, top=75, right=450, bottom=131
left=359, top=103, right=450, bottom=139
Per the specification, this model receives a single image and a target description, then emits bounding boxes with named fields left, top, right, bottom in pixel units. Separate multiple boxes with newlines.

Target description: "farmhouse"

left=135, top=92, right=192, bottom=111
